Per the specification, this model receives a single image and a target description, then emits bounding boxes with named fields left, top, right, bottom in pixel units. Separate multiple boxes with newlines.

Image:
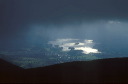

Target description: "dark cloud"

left=1, top=0, right=128, bottom=24
left=1, top=0, right=128, bottom=48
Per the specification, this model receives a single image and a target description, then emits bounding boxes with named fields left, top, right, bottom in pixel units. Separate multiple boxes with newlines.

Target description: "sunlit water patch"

left=48, top=38, right=101, bottom=54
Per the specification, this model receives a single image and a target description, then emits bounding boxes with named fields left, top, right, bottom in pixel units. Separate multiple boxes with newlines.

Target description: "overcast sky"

left=1, top=0, right=128, bottom=48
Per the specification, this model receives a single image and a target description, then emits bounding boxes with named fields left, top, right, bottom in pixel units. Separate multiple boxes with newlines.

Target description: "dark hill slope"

left=1, top=57, right=128, bottom=83
left=0, top=59, right=23, bottom=71
left=0, top=58, right=24, bottom=83
left=25, top=58, right=128, bottom=83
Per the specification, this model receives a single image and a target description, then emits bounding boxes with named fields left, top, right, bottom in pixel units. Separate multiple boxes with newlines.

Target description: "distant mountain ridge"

left=0, top=57, right=128, bottom=83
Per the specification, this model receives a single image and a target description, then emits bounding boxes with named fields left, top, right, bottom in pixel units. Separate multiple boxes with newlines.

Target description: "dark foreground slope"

left=1, top=57, right=128, bottom=83
left=0, top=58, right=25, bottom=83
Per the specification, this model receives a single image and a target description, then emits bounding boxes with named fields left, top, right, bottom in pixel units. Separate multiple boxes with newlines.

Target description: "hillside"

left=0, top=58, right=24, bottom=83
left=0, top=57, right=128, bottom=83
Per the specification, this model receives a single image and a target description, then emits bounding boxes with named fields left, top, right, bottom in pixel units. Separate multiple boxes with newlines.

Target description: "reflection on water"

left=48, top=38, right=101, bottom=54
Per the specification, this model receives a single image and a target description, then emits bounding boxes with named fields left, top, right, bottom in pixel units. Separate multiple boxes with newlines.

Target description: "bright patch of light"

left=84, top=40, right=93, bottom=43
left=77, top=43, right=85, bottom=46
left=75, top=47, right=100, bottom=54
left=48, top=38, right=101, bottom=54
